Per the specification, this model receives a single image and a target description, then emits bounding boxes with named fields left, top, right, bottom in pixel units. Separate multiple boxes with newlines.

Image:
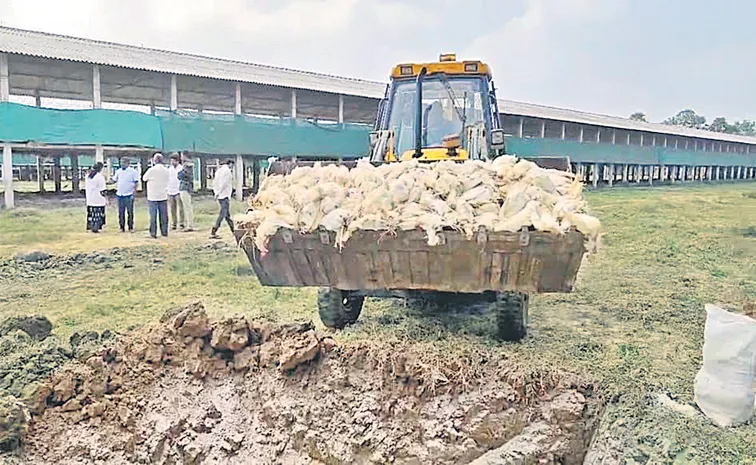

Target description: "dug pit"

left=8, top=302, right=601, bottom=464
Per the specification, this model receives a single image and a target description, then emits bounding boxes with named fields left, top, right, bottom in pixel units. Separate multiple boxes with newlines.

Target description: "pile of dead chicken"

left=235, top=156, right=600, bottom=252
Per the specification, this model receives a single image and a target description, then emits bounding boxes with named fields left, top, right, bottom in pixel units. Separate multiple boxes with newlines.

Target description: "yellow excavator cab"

left=371, top=54, right=506, bottom=163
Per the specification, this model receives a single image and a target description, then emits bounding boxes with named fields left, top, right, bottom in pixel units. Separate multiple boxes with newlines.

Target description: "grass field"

left=1, top=183, right=755, bottom=462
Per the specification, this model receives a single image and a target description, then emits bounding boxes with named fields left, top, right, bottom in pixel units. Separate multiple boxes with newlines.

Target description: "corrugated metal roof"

left=0, top=26, right=387, bottom=98
left=2, top=26, right=755, bottom=145
left=500, top=100, right=756, bottom=145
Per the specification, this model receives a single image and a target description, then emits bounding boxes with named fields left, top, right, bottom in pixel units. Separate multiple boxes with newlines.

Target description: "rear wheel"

left=493, top=292, right=529, bottom=342
left=317, top=288, right=365, bottom=329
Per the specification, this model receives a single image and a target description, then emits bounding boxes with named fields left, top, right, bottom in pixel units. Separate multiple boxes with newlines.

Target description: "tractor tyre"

left=494, top=291, right=529, bottom=342
left=317, top=288, right=365, bottom=329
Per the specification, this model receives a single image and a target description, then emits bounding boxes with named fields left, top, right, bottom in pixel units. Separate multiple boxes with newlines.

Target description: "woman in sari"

left=85, top=162, right=107, bottom=233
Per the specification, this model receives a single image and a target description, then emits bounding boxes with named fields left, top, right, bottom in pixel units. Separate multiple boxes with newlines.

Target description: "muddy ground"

left=1, top=302, right=601, bottom=465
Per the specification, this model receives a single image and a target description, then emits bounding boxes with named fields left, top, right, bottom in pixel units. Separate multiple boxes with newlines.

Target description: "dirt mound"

left=11, top=302, right=601, bottom=464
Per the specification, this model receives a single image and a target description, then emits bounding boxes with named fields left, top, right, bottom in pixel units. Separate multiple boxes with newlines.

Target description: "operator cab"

left=370, top=54, right=506, bottom=163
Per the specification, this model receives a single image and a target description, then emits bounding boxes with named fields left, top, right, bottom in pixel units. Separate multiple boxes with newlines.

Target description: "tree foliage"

left=663, top=109, right=707, bottom=129
left=629, top=112, right=647, bottom=122
left=662, top=109, right=756, bottom=136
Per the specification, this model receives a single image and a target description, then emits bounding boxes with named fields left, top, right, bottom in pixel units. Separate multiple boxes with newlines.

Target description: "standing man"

left=210, top=159, right=235, bottom=239
left=177, top=154, right=195, bottom=232
left=142, top=153, right=170, bottom=238
left=112, top=157, right=139, bottom=232
left=167, top=153, right=184, bottom=231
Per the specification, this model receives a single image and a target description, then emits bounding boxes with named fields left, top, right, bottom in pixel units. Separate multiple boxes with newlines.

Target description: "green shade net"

left=0, top=102, right=161, bottom=147
left=506, top=137, right=756, bottom=167
left=157, top=110, right=370, bottom=158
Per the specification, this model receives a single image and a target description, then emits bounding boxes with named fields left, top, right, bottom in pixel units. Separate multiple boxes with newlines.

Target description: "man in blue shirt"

left=113, top=157, right=139, bottom=232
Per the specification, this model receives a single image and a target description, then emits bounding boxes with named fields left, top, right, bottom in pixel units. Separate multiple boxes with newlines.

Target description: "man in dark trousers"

left=112, top=157, right=139, bottom=232
left=210, top=159, right=235, bottom=239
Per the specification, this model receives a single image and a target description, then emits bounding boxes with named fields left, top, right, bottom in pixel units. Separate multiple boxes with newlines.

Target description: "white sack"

left=694, top=304, right=756, bottom=427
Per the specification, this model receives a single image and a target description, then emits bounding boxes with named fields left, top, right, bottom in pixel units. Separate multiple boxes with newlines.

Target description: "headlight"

left=491, top=129, right=505, bottom=147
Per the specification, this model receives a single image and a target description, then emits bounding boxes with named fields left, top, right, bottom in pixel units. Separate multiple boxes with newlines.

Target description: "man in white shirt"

left=210, top=159, right=235, bottom=238
left=142, top=153, right=170, bottom=238
left=112, top=157, right=139, bottom=232
left=167, top=153, right=185, bottom=231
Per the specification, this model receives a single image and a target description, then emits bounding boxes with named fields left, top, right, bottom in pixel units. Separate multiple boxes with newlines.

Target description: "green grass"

left=1, top=182, right=755, bottom=462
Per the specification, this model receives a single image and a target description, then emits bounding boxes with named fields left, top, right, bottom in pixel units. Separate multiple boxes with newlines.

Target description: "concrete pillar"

left=170, top=75, right=178, bottom=111
left=664, top=137, right=668, bottom=148
left=738, top=166, right=743, bottom=179
left=627, top=133, right=631, bottom=145
left=252, top=157, right=261, bottom=194
left=640, top=133, right=644, bottom=146
left=95, top=146, right=104, bottom=164
left=622, top=164, right=629, bottom=183
left=92, top=64, right=102, bottom=109
left=52, top=156, right=61, bottom=193
left=649, top=166, right=654, bottom=186
left=291, top=89, right=297, bottom=119
left=199, top=157, right=207, bottom=192
left=540, top=120, right=546, bottom=138
left=518, top=117, right=524, bottom=138
left=579, top=126, right=584, bottom=143
left=2, top=143, right=13, bottom=208
left=715, top=166, right=720, bottom=181
left=338, top=94, right=344, bottom=124
left=0, top=53, right=8, bottom=102
left=235, top=82, right=242, bottom=115
left=71, top=154, right=80, bottom=192
left=607, top=164, right=614, bottom=186
left=596, top=129, right=601, bottom=143
left=561, top=122, right=566, bottom=140
left=636, top=165, right=642, bottom=183
left=612, top=130, right=616, bottom=144
left=36, top=155, right=45, bottom=193
left=592, top=163, right=599, bottom=187
left=235, top=154, right=244, bottom=202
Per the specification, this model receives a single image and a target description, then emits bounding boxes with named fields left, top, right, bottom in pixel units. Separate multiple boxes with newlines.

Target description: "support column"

left=540, top=120, right=546, bottom=138
left=636, top=165, right=642, bottom=183
left=199, top=157, right=207, bottom=192
left=737, top=166, right=742, bottom=180
left=0, top=53, right=9, bottom=102
left=235, top=82, right=242, bottom=115
left=252, top=157, right=261, bottom=194
left=71, top=154, right=80, bottom=192
left=2, top=143, right=13, bottom=208
left=518, top=117, right=524, bottom=138
left=338, top=94, right=344, bottom=124
left=649, top=166, right=654, bottom=186
left=291, top=89, right=297, bottom=118
left=607, top=164, right=614, bottom=187
left=92, top=65, right=102, bottom=109
left=592, top=163, right=599, bottom=187
left=235, top=154, right=244, bottom=202
left=95, top=145, right=104, bottom=163
left=560, top=123, right=566, bottom=140
left=36, top=155, right=45, bottom=193
left=612, top=130, right=616, bottom=144
left=170, top=75, right=178, bottom=111
left=579, top=126, right=584, bottom=143
left=53, top=156, right=62, bottom=193
left=139, top=155, right=149, bottom=193
left=622, top=164, right=629, bottom=183
left=575, top=163, right=583, bottom=182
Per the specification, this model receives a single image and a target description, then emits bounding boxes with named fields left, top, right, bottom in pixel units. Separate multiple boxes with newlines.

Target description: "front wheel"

left=493, top=292, right=529, bottom=342
left=317, top=288, right=365, bottom=329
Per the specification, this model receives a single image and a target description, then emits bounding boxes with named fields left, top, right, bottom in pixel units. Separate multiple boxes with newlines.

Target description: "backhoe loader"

left=240, top=55, right=581, bottom=341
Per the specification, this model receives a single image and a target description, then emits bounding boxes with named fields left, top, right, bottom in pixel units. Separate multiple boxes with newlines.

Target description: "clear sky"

left=0, top=0, right=752, bottom=123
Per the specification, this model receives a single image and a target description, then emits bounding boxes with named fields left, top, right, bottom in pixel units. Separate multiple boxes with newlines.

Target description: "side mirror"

left=490, top=129, right=505, bottom=149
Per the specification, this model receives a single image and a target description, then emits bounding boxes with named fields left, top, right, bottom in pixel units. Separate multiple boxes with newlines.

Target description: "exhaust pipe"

left=413, top=67, right=428, bottom=159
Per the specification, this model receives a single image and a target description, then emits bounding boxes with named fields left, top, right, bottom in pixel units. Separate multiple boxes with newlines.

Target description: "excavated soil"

left=6, top=302, right=601, bottom=464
